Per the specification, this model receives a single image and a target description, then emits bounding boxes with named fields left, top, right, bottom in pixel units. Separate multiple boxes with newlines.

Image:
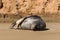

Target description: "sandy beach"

left=0, top=23, right=60, bottom=40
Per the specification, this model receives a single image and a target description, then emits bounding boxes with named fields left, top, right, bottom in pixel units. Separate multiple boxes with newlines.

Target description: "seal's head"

left=33, top=22, right=46, bottom=31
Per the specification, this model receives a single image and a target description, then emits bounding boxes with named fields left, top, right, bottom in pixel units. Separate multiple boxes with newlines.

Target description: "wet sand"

left=0, top=23, right=60, bottom=40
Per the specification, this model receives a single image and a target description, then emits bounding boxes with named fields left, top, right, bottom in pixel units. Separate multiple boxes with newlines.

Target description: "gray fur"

left=10, top=15, right=46, bottom=31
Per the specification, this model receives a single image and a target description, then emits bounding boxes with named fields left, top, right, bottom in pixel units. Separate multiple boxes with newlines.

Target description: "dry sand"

left=0, top=23, right=60, bottom=40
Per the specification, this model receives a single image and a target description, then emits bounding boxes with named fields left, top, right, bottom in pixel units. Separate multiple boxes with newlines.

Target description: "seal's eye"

left=40, top=25, right=43, bottom=27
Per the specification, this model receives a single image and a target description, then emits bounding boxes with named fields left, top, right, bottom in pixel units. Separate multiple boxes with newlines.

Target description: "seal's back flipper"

left=10, top=21, right=16, bottom=29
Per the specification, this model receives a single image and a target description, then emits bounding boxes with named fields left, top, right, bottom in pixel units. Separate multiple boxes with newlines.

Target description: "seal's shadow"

left=33, top=28, right=49, bottom=31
